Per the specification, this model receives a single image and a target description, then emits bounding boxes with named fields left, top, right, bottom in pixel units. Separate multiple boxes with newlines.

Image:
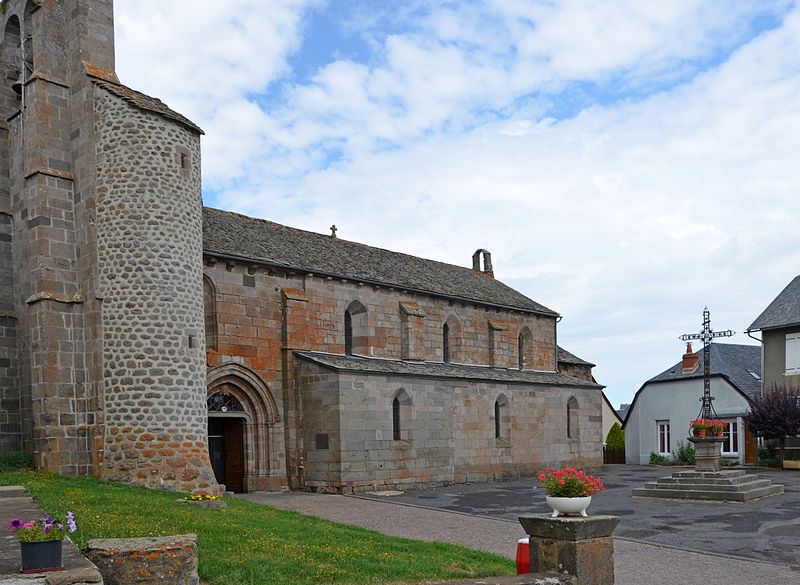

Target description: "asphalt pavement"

left=363, top=465, right=800, bottom=567
left=241, top=464, right=800, bottom=585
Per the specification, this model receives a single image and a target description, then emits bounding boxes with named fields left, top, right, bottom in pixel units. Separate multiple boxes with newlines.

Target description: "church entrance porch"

left=206, top=364, right=287, bottom=492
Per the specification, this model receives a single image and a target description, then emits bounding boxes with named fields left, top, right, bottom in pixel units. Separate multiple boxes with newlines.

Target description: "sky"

left=114, top=0, right=800, bottom=409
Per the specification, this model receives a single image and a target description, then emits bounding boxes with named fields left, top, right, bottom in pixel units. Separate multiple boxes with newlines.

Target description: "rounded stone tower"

left=0, top=0, right=218, bottom=493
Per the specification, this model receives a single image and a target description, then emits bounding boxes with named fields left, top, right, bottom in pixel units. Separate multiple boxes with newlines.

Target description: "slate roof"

left=748, top=275, right=800, bottom=331
left=203, top=207, right=558, bottom=315
left=87, top=65, right=204, bottom=134
left=647, top=343, right=762, bottom=401
left=294, top=351, right=599, bottom=388
left=557, top=346, right=595, bottom=367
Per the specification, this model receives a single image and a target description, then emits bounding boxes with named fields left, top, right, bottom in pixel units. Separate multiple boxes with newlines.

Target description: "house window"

left=443, top=323, right=450, bottom=363
left=657, top=421, right=671, bottom=455
left=721, top=420, right=739, bottom=454
left=567, top=396, right=578, bottom=439
left=786, top=333, right=800, bottom=375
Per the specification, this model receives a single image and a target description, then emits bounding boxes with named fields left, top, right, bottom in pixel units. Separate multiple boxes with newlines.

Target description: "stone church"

left=0, top=0, right=602, bottom=494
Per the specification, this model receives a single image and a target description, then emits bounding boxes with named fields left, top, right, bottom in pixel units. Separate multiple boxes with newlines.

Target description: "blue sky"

left=115, top=0, right=800, bottom=409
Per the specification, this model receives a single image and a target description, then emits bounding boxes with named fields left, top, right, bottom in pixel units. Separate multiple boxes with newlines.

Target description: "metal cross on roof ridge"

left=678, top=307, right=735, bottom=420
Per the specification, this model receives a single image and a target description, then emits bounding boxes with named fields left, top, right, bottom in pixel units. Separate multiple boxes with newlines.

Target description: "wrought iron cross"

left=679, top=307, right=734, bottom=419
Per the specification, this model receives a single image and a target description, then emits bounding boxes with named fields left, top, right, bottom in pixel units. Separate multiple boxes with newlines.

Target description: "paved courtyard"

left=362, top=465, right=800, bottom=567
left=242, top=464, right=800, bottom=585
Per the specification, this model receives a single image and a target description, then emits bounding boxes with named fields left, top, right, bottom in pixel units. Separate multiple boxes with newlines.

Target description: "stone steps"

left=632, top=470, right=784, bottom=502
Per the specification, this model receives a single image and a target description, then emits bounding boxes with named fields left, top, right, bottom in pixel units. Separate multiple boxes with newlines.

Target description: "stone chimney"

left=682, top=342, right=699, bottom=373
left=471, top=249, right=494, bottom=278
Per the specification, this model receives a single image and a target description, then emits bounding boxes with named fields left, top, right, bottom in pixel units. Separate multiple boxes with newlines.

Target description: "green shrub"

left=605, top=423, right=625, bottom=450
left=758, top=445, right=780, bottom=467
left=0, top=452, right=33, bottom=472
left=649, top=452, right=669, bottom=465
left=672, top=441, right=695, bottom=465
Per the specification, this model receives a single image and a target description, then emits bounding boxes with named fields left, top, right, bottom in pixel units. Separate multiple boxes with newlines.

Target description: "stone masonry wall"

left=204, top=263, right=560, bottom=488
left=95, top=86, right=217, bottom=493
left=297, top=363, right=603, bottom=493
left=0, top=117, right=20, bottom=453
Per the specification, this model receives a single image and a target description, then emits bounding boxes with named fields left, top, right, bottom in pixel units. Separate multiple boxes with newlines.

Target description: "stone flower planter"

left=545, top=495, right=592, bottom=518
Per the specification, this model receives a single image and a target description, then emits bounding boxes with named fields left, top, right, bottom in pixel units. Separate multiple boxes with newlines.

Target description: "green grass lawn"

left=0, top=472, right=514, bottom=585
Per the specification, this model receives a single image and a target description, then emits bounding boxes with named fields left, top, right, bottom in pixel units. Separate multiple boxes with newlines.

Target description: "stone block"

left=519, top=515, right=618, bottom=585
left=84, top=534, right=198, bottom=585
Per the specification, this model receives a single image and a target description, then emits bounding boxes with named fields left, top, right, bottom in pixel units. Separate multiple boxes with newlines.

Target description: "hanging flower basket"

left=711, top=420, right=728, bottom=437
left=690, top=419, right=712, bottom=437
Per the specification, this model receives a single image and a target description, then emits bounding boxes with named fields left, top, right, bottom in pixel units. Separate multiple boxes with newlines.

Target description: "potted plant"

left=690, top=419, right=712, bottom=437
left=537, top=467, right=604, bottom=518
left=7, top=512, right=77, bottom=573
left=711, top=420, right=729, bottom=437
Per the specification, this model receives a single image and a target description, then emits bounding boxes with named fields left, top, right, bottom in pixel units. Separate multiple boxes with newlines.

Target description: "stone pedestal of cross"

left=679, top=307, right=734, bottom=471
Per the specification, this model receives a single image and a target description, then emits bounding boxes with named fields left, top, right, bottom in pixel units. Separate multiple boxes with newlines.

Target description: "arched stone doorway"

left=207, top=364, right=285, bottom=492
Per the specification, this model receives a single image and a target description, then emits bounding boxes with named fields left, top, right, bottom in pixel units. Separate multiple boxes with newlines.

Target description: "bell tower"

left=0, top=0, right=218, bottom=493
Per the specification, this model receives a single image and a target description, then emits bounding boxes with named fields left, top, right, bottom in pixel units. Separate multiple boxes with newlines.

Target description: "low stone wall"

left=84, top=535, right=198, bottom=585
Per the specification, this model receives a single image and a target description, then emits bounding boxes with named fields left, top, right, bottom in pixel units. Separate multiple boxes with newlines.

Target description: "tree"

left=605, top=423, right=625, bottom=450
left=745, top=385, right=800, bottom=465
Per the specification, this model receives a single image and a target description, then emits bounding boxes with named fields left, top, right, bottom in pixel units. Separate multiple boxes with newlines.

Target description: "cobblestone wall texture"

left=95, top=87, right=217, bottom=493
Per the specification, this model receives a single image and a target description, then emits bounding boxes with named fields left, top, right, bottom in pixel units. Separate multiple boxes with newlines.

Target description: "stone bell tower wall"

left=94, top=86, right=217, bottom=492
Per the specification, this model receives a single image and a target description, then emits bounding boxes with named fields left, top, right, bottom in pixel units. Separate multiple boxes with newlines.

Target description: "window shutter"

left=786, top=333, right=800, bottom=374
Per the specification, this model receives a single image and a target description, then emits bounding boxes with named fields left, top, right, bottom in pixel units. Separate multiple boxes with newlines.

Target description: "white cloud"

left=114, top=1, right=800, bottom=408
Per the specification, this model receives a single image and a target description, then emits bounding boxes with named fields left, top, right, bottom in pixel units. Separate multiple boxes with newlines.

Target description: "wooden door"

left=744, top=421, right=757, bottom=465
left=208, top=418, right=226, bottom=487
left=223, top=418, right=245, bottom=493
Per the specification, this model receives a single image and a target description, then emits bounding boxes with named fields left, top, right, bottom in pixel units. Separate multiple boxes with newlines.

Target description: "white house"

left=624, top=343, right=761, bottom=465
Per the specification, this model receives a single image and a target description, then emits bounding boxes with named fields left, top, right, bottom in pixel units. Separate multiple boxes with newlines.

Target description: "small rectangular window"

left=786, top=333, right=800, bottom=374
left=722, top=420, right=739, bottom=454
left=657, top=421, right=670, bottom=455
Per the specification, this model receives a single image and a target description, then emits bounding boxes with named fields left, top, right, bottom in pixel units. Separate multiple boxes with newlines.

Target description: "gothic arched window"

left=344, top=300, right=368, bottom=356
left=567, top=396, right=579, bottom=439
left=443, top=323, right=450, bottom=363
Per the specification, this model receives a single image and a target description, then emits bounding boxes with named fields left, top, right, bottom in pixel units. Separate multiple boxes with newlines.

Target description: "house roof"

left=294, top=351, right=600, bottom=388
left=622, top=343, right=761, bottom=427
left=203, top=207, right=558, bottom=316
left=647, top=343, right=762, bottom=400
left=87, top=65, right=204, bottom=134
left=557, top=346, right=595, bottom=367
left=747, top=275, right=800, bottom=332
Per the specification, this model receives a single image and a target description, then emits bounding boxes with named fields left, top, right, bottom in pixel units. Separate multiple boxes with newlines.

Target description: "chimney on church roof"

left=472, top=249, right=494, bottom=278
left=682, top=342, right=700, bottom=373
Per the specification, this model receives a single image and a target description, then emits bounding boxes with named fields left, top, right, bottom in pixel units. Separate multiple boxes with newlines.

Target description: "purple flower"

left=66, top=512, right=77, bottom=534
left=7, top=518, right=23, bottom=531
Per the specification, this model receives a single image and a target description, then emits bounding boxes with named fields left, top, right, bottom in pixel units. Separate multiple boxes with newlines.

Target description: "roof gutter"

left=204, top=249, right=561, bottom=319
